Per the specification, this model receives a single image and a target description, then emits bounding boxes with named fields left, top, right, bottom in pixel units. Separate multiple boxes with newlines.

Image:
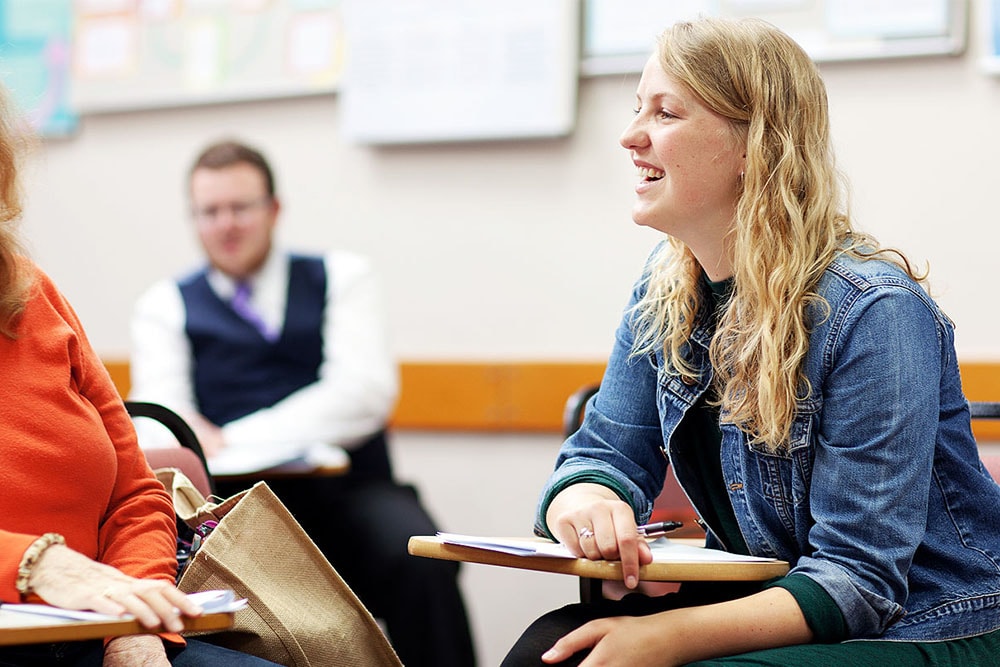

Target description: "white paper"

left=0, top=590, right=246, bottom=624
left=1, top=605, right=114, bottom=623
left=207, top=442, right=348, bottom=476
left=77, top=0, right=134, bottom=12
left=436, top=533, right=778, bottom=563
left=185, top=589, right=248, bottom=613
left=305, top=442, right=350, bottom=469
left=287, top=12, right=336, bottom=74
left=207, top=444, right=307, bottom=476
left=75, top=16, right=136, bottom=76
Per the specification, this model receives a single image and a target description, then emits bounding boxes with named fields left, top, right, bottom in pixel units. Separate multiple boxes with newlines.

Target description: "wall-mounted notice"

left=340, top=0, right=579, bottom=144
left=582, top=0, right=967, bottom=76
left=0, top=0, right=76, bottom=137
left=71, top=0, right=346, bottom=113
left=982, top=0, right=1000, bottom=73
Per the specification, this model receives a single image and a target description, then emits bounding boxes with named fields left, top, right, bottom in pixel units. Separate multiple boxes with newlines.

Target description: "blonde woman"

left=0, top=94, right=279, bottom=665
left=504, top=17, right=1000, bottom=666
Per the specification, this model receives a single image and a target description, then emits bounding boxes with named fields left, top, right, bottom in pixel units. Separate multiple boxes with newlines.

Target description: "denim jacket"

left=538, top=249, right=1000, bottom=641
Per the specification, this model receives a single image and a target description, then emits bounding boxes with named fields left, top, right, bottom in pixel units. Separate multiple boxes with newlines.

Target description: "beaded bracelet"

left=15, top=533, right=65, bottom=596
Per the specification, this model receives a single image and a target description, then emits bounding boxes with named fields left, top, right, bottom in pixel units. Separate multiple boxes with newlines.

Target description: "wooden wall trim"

left=390, top=362, right=605, bottom=431
left=103, top=359, right=606, bottom=433
left=105, top=360, right=131, bottom=405
left=952, top=362, right=1000, bottom=440
left=103, top=359, right=1000, bottom=437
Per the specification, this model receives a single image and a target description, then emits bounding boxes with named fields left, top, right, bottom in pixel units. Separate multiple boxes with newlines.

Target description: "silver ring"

left=578, top=526, right=595, bottom=539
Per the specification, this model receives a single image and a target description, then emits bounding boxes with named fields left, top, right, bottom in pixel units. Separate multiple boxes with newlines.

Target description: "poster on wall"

left=340, top=0, right=579, bottom=144
left=0, top=0, right=77, bottom=137
left=71, top=0, right=346, bottom=113
left=583, top=0, right=711, bottom=75
left=983, top=0, right=1000, bottom=73
left=582, top=0, right=966, bottom=75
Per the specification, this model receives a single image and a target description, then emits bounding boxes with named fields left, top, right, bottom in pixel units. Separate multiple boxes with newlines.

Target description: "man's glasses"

left=192, top=196, right=272, bottom=226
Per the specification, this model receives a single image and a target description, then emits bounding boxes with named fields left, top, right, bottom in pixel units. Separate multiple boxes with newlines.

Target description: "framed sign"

left=340, top=0, right=579, bottom=144
left=582, top=0, right=968, bottom=76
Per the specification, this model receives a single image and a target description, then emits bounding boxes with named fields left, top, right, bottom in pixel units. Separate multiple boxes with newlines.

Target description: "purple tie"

left=231, top=281, right=278, bottom=342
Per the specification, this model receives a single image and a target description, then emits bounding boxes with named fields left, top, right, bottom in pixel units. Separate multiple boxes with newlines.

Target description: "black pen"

left=637, top=520, right=683, bottom=538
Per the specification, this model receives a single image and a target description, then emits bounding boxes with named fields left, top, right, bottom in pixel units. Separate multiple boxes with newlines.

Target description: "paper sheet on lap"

left=435, top=533, right=778, bottom=562
left=0, top=590, right=246, bottom=625
left=207, top=442, right=349, bottom=476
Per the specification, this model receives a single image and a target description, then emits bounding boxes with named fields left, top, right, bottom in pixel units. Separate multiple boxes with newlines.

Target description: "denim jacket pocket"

left=745, top=404, right=817, bottom=537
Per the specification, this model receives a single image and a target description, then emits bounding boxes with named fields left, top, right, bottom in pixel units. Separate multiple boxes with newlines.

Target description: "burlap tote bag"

left=155, top=469, right=401, bottom=667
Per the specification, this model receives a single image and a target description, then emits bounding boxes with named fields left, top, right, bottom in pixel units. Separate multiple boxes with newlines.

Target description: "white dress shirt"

left=129, top=249, right=399, bottom=460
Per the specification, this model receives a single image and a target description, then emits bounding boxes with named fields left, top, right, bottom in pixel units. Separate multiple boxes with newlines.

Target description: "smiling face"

left=620, top=55, right=745, bottom=276
left=190, top=162, right=279, bottom=280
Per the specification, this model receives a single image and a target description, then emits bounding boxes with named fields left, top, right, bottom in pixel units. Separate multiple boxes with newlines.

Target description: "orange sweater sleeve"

left=0, top=264, right=177, bottom=602
left=72, top=300, right=179, bottom=585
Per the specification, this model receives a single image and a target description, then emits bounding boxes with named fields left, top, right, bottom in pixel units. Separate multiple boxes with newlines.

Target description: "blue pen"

left=637, top=520, right=683, bottom=538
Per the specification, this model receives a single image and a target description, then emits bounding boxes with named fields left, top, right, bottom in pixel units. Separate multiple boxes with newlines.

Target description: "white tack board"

left=70, top=0, right=346, bottom=113
left=981, top=0, right=1000, bottom=73
left=582, top=0, right=968, bottom=76
left=339, top=0, right=580, bottom=145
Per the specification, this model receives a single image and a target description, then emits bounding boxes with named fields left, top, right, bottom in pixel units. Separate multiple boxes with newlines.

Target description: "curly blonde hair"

left=0, top=86, right=34, bottom=338
left=631, top=17, right=922, bottom=452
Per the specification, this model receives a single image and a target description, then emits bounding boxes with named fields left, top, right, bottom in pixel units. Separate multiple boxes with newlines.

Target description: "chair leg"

left=579, top=576, right=603, bottom=603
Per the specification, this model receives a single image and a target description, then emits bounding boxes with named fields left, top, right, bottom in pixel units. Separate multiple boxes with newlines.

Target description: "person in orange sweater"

left=0, top=97, right=279, bottom=665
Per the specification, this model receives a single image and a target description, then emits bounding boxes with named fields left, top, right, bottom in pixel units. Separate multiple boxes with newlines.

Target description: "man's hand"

left=185, top=412, right=226, bottom=458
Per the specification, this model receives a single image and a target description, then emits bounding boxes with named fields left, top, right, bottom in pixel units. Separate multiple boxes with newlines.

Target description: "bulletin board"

left=70, top=0, right=346, bottom=113
left=982, top=0, right=1000, bottom=73
left=582, top=0, right=968, bottom=76
left=338, top=0, right=580, bottom=145
left=0, top=0, right=76, bottom=137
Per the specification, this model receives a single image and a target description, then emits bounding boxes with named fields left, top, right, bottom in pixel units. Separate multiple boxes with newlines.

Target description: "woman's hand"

left=104, top=634, right=171, bottom=667
left=544, top=588, right=813, bottom=666
left=27, top=544, right=203, bottom=633
left=546, top=483, right=653, bottom=589
left=542, top=613, right=678, bottom=666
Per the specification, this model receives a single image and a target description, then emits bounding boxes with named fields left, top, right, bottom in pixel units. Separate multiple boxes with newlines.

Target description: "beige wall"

left=23, top=41, right=1000, bottom=362
left=17, top=11, right=1000, bottom=664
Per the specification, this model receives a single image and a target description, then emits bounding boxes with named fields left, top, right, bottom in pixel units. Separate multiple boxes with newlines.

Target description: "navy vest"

left=179, top=255, right=326, bottom=427
left=179, top=255, right=393, bottom=480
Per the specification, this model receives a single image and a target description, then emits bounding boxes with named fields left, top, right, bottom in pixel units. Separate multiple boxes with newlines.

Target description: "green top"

left=682, top=275, right=847, bottom=642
